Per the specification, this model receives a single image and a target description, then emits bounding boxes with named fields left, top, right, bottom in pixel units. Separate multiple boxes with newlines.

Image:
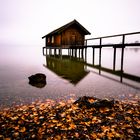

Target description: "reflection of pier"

left=43, top=31, right=140, bottom=83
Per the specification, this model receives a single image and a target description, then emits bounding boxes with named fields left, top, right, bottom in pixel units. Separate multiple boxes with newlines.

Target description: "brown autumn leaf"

left=13, top=132, right=19, bottom=137
left=4, top=138, right=11, bottom=140
left=57, top=122, right=63, bottom=127
left=68, top=123, right=76, bottom=130
left=13, top=126, right=19, bottom=130
left=101, top=126, right=110, bottom=133
left=90, top=133, right=97, bottom=139
left=107, top=132, right=114, bottom=139
left=99, top=107, right=110, bottom=113
left=19, top=127, right=26, bottom=133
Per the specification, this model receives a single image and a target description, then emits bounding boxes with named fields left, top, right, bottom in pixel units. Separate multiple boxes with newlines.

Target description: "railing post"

left=99, top=38, right=102, bottom=74
left=92, top=47, right=95, bottom=65
left=120, top=35, right=125, bottom=82
left=85, top=40, right=87, bottom=46
left=113, top=47, right=116, bottom=71
left=42, top=47, right=45, bottom=55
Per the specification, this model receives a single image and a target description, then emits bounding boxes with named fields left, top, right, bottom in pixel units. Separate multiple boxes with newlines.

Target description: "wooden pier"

left=43, top=31, right=140, bottom=83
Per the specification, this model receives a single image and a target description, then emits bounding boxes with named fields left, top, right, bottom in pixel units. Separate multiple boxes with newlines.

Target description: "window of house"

left=48, top=37, right=50, bottom=43
left=52, top=36, right=54, bottom=43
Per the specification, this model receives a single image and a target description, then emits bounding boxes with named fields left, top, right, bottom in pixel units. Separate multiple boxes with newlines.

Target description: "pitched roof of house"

left=42, top=19, right=91, bottom=39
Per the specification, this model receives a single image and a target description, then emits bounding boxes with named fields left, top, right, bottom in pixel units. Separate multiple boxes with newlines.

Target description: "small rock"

left=91, top=99, right=114, bottom=108
left=74, top=96, right=114, bottom=109
left=28, top=73, right=46, bottom=88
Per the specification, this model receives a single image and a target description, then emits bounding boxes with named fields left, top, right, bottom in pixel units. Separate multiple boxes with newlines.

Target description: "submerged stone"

left=28, top=73, right=46, bottom=88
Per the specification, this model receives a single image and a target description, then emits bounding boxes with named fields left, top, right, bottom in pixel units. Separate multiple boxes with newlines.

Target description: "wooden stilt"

left=75, top=49, right=77, bottom=58
left=60, top=48, right=62, bottom=59
left=85, top=48, right=87, bottom=62
left=81, top=49, right=84, bottom=59
left=79, top=48, right=80, bottom=59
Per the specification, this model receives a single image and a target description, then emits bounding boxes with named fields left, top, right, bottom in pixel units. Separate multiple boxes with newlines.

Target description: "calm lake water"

left=0, top=44, right=140, bottom=109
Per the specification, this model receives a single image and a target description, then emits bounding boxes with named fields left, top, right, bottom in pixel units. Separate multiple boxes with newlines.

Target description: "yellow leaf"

left=125, top=116, right=132, bottom=121
left=19, top=127, right=26, bottom=133
left=92, top=117, right=97, bottom=123
left=69, top=123, right=76, bottom=130
left=99, top=107, right=109, bottom=113
left=88, top=98, right=95, bottom=104
left=13, top=132, right=19, bottom=137
left=57, top=123, right=63, bottom=127
left=11, top=116, right=18, bottom=121
left=84, top=122, right=90, bottom=126
left=48, top=123, right=55, bottom=128
left=127, top=129, right=134, bottom=134
left=61, top=125, right=68, bottom=130
left=61, top=112, right=66, bottom=117
left=90, top=133, right=97, bottom=139
left=52, top=119, right=58, bottom=123
left=14, top=126, right=19, bottom=130
left=115, top=132, right=122, bottom=138
left=126, top=109, right=134, bottom=114
left=107, top=132, right=114, bottom=139
left=54, top=135, right=61, bottom=140
left=59, top=101, right=66, bottom=107
left=5, top=138, right=11, bottom=140
left=101, top=126, right=110, bottom=133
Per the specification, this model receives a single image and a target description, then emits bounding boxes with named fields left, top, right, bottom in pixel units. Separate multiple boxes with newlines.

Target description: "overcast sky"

left=0, top=0, right=140, bottom=45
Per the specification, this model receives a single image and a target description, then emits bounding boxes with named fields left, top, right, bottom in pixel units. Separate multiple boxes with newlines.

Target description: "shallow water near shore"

left=0, top=44, right=140, bottom=109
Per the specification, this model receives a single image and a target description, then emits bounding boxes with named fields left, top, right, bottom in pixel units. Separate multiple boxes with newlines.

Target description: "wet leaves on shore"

left=0, top=96, right=140, bottom=139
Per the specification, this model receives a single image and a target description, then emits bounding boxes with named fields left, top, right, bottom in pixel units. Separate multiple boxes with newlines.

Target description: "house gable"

left=42, top=20, right=90, bottom=47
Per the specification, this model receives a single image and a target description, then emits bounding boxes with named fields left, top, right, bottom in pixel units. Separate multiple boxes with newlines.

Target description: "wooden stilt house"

left=42, top=19, right=90, bottom=48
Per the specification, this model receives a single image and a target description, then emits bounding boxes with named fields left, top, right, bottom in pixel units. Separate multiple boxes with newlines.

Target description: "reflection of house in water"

left=43, top=56, right=89, bottom=85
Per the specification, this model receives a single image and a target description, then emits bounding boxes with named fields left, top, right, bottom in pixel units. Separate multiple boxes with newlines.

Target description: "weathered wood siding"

left=62, top=25, right=85, bottom=47
left=54, top=35, right=61, bottom=46
left=46, top=24, right=85, bottom=47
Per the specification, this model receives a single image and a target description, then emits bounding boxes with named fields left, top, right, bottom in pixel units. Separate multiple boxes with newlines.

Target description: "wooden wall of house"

left=62, top=25, right=85, bottom=47
left=54, top=35, right=61, bottom=46
left=46, top=35, right=61, bottom=47
left=45, top=24, right=85, bottom=47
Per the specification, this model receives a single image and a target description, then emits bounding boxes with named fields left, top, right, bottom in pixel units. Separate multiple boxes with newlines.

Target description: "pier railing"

left=85, top=31, right=140, bottom=45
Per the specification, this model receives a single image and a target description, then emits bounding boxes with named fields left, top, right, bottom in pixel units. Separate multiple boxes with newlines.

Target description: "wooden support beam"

left=79, top=48, right=80, bottom=59
left=60, top=48, right=62, bottom=59
left=81, top=49, right=84, bottom=59
left=68, top=49, right=70, bottom=56
left=70, top=49, right=71, bottom=58
left=85, top=48, right=87, bottom=62
left=75, top=49, right=77, bottom=58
